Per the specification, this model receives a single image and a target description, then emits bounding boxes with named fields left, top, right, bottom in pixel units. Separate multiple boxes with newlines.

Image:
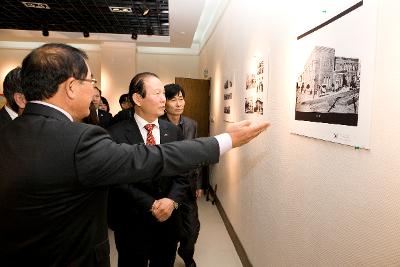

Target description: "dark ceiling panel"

left=0, top=0, right=169, bottom=36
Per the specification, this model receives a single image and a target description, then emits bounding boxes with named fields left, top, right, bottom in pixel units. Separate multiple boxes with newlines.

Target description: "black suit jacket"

left=84, top=109, right=112, bottom=128
left=107, top=118, right=189, bottom=230
left=110, top=108, right=133, bottom=126
left=98, top=109, right=112, bottom=128
left=160, top=115, right=202, bottom=199
left=0, top=103, right=219, bottom=267
left=0, top=106, right=12, bottom=129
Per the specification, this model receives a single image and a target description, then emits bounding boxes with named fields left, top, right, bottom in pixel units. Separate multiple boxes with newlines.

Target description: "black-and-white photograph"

left=224, top=93, right=232, bottom=100
left=243, top=57, right=267, bottom=118
left=295, top=46, right=360, bottom=126
left=256, top=77, right=263, bottom=93
left=245, top=74, right=256, bottom=90
left=224, top=79, right=232, bottom=89
left=244, top=97, right=254, bottom=113
left=257, top=60, right=264, bottom=75
left=254, top=98, right=263, bottom=115
left=224, top=106, right=230, bottom=114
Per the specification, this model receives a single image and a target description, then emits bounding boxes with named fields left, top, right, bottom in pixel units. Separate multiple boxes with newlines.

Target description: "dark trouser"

left=114, top=214, right=178, bottom=267
left=177, top=199, right=200, bottom=265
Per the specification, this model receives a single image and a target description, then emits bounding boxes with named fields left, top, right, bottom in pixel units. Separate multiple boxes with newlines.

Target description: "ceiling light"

left=83, top=30, right=89, bottom=38
left=131, top=32, right=137, bottom=40
left=142, top=5, right=150, bottom=16
left=109, top=6, right=132, bottom=13
left=22, top=2, right=50, bottom=9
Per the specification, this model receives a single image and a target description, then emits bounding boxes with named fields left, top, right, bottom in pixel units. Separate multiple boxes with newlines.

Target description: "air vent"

left=21, top=2, right=50, bottom=9
left=109, top=6, right=132, bottom=13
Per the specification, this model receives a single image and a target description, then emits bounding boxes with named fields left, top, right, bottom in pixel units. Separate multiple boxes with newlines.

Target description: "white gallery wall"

left=99, top=42, right=136, bottom=115
left=0, top=43, right=101, bottom=94
left=136, top=52, right=200, bottom=85
left=200, top=0, right=400, bottom=265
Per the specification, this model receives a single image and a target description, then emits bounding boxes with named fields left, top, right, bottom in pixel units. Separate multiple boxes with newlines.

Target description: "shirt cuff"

left=214, top=133, right=232, bottom=156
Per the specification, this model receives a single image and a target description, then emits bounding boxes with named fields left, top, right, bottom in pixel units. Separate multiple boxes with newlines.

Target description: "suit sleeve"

left=167, top=173, right=190, bottom=203
left=125, top=185, right=155, bottom=211
left=192, top=121, right=203, bottom=189
left=74, top=126, right=219, bottom=187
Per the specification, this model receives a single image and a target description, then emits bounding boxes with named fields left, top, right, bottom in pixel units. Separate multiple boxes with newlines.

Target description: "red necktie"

left=144, top=124, right=156, bottom=145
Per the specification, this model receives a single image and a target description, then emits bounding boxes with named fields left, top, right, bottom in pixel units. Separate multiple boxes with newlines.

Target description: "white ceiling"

left=0, top=0, right=229, bottom=55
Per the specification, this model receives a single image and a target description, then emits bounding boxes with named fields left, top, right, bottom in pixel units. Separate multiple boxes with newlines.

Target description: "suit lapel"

left=159, top=120, right=173, bottom=144
left=124, top=120, right=145, bottom=144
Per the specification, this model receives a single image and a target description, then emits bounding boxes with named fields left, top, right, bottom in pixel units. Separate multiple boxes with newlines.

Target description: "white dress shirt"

left=134, top=113, right=161, bottom=144
left=30, top=101, right=74, bottom=121
left=4, top=105, right=18, bottom=120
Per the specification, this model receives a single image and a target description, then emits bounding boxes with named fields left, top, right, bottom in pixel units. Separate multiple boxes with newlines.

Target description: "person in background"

left=119, top=93, right=132, bottom=110
left=161, top=84, right=201, bottom=267
left=99, top=96, right=110, bottom=113
left=111, top=93, right=133, bottom=125
left=108, top=72, right=188, bottom=267
left=84, top=86, right=112, bottom=128
left=0, top=43, right=269, bottom=267
left=0, top=67, right=26, bottom=129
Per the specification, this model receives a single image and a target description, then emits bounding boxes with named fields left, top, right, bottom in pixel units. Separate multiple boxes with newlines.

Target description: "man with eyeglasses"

left=0, top=43, right=269, bottom=267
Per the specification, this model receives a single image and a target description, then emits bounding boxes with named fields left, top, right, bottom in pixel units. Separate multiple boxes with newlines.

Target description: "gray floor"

left=109, top=197, right=242, bottom=267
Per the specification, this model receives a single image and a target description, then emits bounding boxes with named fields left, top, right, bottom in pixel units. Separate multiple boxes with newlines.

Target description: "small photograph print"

left=244, top=97, right=254, bottom=114
left=224, top=79, right=233, bottom=89
left=295, top=46, right=360, bottom=126
left=224, top=106, right=231, bottom=114
left=256, top=77, right=264, bottom=93
left=254, top=97, right=263, bottom=115
left=245, top=74, right=256, bottom=90
left=257, top=60, right=264, bottom=75
left=224, top=93, right=232, bottom=100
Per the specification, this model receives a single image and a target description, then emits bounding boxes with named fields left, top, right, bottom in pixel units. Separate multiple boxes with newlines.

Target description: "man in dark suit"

left=0, top=67, right=26, bottom=129
left=84, top=86, right=112, bottom=128
left=111, top=94, right=134, bottom=125
left=0, top=43, right=269, bottom=267
left=161, top=84, right=203, bottom=267
left=108, top=72, right=188, bottom=267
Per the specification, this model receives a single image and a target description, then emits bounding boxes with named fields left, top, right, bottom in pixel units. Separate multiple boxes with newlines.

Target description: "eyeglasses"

left=78, top=78, right=97, bottom=85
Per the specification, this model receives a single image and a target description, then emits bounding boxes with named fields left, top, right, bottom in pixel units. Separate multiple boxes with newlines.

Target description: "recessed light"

left=180, top=31, right=186, bottom=35
left=109, top=6, right=132, bottom=13
left=22, top=2, right=50, bottom=9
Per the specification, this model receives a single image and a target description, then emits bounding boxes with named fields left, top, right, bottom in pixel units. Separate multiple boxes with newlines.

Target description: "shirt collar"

left=134, top=113, right=159, bottom=129
left=4, top=105, right=18, bottom=120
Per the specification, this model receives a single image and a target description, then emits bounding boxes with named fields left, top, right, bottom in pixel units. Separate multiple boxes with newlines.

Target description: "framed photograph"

left=244, top=57, right=267, bottom=118
left=291, top=0, right=377, bottom=149
left=223, top=71, right=235, bottom=122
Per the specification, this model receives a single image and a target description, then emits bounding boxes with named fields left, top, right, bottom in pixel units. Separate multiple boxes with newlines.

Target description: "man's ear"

left=132, top=93, right=142, bottom=107
left=65, top=77, right=77, bottom=99
left=13, top=92, right=26, bottom=109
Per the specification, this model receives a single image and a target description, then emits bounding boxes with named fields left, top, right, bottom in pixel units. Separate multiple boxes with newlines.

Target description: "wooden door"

left=175, top=77, right=210, bottom=137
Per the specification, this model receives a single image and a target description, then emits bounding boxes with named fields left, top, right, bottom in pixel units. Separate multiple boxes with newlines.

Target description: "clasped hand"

left=150, top=198, right=174, bottom=222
